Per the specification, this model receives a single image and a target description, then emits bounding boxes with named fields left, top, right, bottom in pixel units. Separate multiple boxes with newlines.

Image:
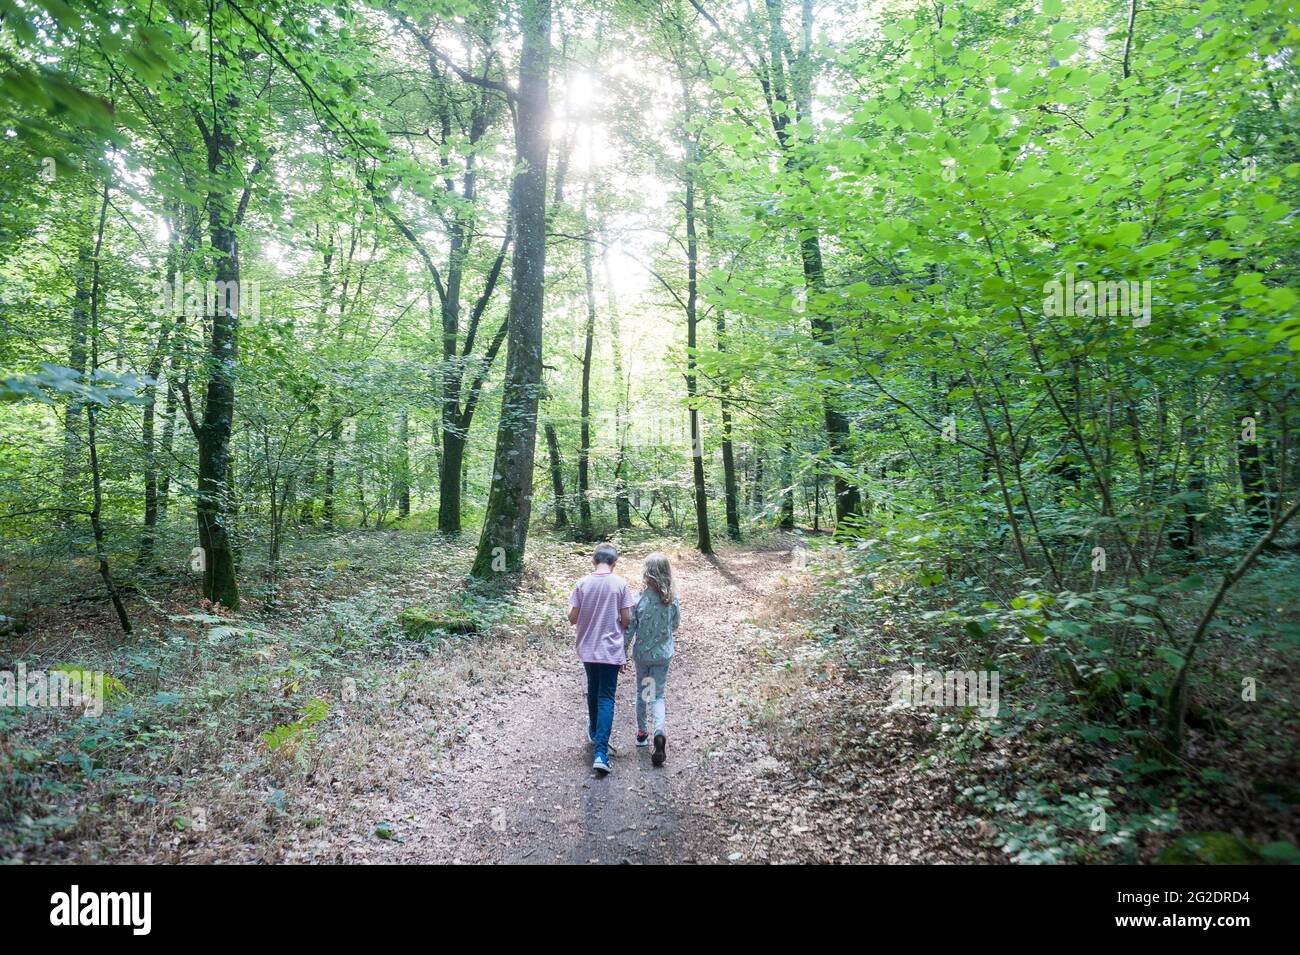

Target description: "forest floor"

left=3, top=529, right=996, bottom=864
left=276, top=538, right=994, bottom=864
left=9, top=526, right=1293, bottom=864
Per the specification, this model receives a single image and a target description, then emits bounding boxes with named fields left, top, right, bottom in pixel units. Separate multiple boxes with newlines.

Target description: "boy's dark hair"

left=593, top=543, right=618, bottom=566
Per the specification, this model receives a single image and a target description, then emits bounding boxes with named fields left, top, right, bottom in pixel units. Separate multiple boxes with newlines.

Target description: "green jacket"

left=625, top=590, right=679, bottom=662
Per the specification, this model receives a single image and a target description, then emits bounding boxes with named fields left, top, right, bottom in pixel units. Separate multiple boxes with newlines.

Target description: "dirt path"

left=340, top=545, right=797, bottom=864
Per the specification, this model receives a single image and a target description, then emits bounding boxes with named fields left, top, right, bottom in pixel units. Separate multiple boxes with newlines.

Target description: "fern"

left=261, top=697, right=330, bottom=753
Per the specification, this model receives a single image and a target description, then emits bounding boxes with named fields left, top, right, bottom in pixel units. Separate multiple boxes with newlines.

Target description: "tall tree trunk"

left=716, top=319, right=740, bottom=541
left=87, top=403, right=131, bottom=635
left=544, top=420, right=569, bottom=529
left=430, top=220, right=512, bottom=537
left=357, top=463, right=367, bottom=528
left=83, top=172, right=131, bottom=634
left=613, top=426, right=632, bottom=528
left=800, top=236, right=859, bottom=527
left=369, top=52, right=513, bottom=538
left=679, top=74, right=713, bottom=555
left=139, top=204, right=185, bottom=564
left=437, top=280, right=465, bottom=534
left=157, top=377, right=178, bottom=522
left=577, top=208, right=597, bottom=539
left=157, top=271, right=192, bottom=529
left=298, top=410, right=319, bottom=526
left=602, top=237, right=632, bottom=529
left=323, top=419, right=340, bottom=529
left=779, top=442, right=796, bottom=530
left=195, top=113, right=242, bottom=609
left=813, top=472, right=821, bottom=531
left=1237, top=399, right=1268, bottom=530
left=1171, top=384, right=1205, bottom=558
left=397, top=409, right=411, bottom=519
left=58, top=236, right=93, bottom=522
left=471, top=0, right=551, bottom=577
left=763, top=0, right=861, bottom=529
left=299, top=232, right=335, bottom=525
left=703, top=195, right=740, bottom=540
left=138, top=339, right=168, bottom=562
left=439, top=430, right=466, bottom=531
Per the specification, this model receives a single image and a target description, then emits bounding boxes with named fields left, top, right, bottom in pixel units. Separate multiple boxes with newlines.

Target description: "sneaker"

left=652, top=732, right=667, bottom=767
left=586, top=730, right=616, bottom=756
left=593, top=754, right=611, bottom=775
left=636, top=732, right=650, bottom=747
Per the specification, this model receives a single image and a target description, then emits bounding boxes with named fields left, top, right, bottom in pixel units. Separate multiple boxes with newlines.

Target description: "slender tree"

left=472, top=0, right=552, bottom=577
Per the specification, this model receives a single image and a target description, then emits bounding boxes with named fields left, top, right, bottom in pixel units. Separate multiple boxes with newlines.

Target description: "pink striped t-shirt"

left=569, top=570, right=636, bottom=665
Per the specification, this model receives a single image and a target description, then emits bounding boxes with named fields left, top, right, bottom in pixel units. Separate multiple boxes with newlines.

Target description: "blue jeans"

left=584, top=662, right=620, bottom=760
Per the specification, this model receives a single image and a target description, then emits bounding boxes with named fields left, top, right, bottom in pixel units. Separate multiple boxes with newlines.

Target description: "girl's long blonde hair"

left=642, top=552, right=674, bottom=605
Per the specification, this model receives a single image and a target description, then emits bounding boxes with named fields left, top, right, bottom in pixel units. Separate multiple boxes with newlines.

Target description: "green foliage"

left=1155, top=832, right=1296, bottom=866
left=964, top=783, right=1176, bottom=864
left=695, top=0, right=1300, bottom=860
left=0, top=365, right=150, bottom=407
left=261, top=697, right=329, bottom=753
left=49, top=665, right=130, bottom=703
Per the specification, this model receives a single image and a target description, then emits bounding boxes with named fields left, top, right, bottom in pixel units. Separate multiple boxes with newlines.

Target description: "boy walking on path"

left=568, top=544, right=636, bottom=775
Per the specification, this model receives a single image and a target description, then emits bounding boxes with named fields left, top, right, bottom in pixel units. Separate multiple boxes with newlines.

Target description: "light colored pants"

left=634, top=660, right=671, bottom=735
